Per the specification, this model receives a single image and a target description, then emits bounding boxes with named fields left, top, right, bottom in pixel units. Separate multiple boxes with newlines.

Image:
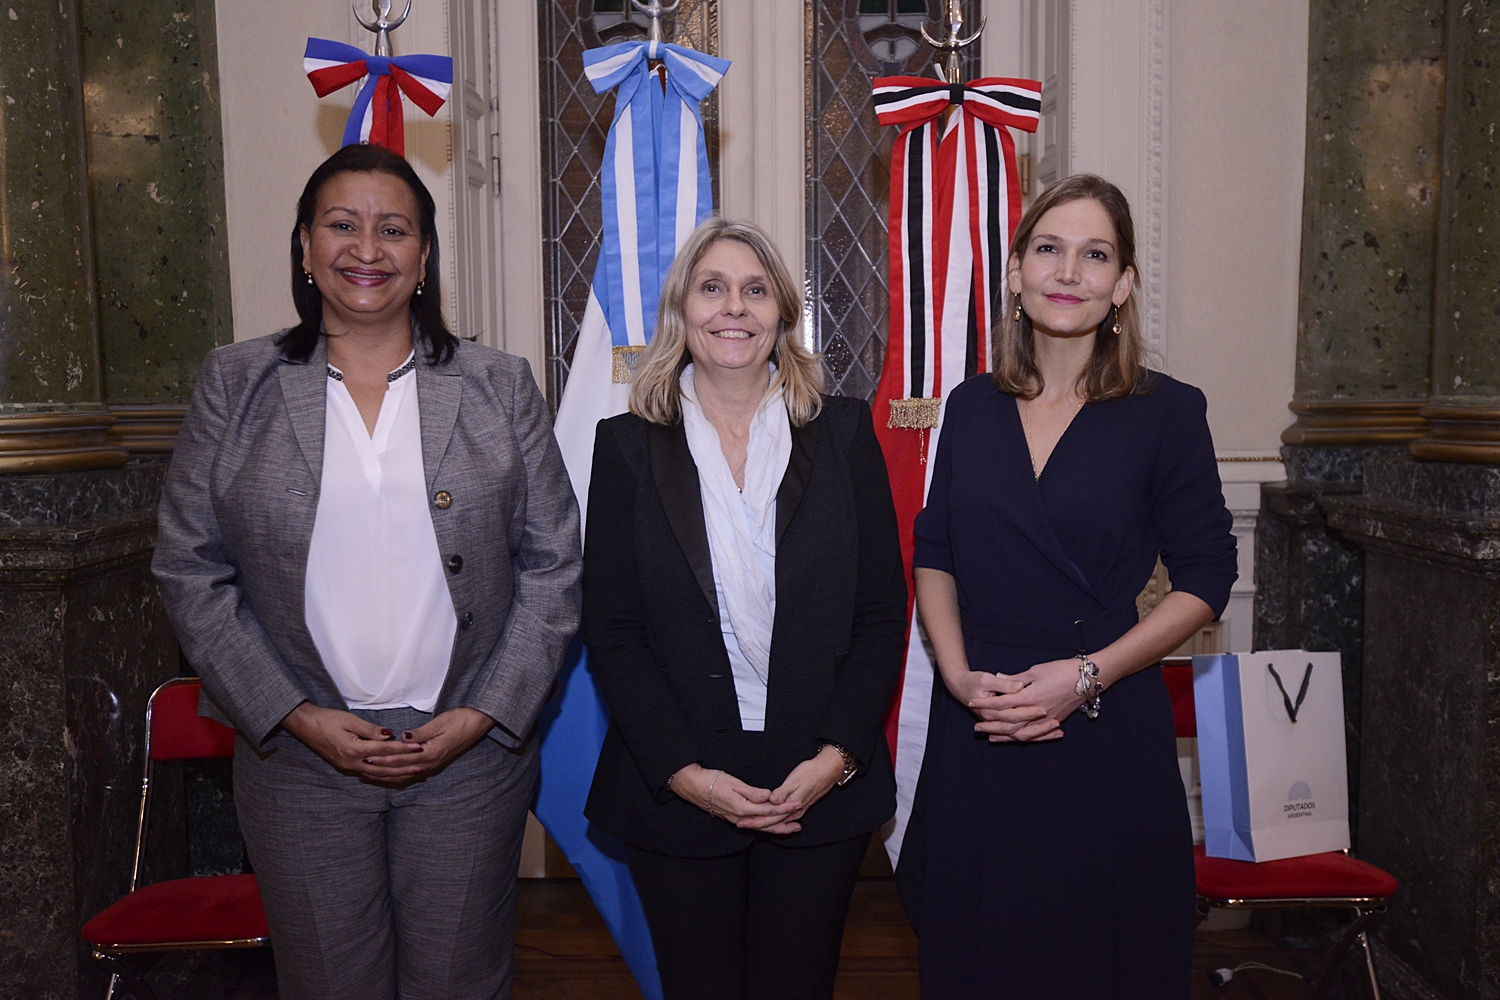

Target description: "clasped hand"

left=669, top=746, right=848, bottom=835
left=955, top=658, right=1088, bottom=743
left=280, top=702, right=496, bottom=783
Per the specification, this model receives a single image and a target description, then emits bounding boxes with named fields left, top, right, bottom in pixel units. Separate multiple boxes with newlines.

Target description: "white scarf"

left=679, top=364, right=792, bottom=684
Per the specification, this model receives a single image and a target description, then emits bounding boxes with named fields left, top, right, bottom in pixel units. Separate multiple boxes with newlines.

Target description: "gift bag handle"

left=1267, top=662, right=1314, bottom=723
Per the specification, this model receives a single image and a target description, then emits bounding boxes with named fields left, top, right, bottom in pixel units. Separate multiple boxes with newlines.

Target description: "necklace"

left=1020, top=395, right=1085, bottom=481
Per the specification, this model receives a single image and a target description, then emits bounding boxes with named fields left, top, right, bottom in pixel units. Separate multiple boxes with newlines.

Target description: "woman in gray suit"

left=152, top=143, right=581, bottom=1000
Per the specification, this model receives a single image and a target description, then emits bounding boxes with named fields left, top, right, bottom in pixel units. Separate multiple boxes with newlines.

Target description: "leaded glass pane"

left=538, top=0, right=720, bottom=408
left=806, top=0, right=977, bottom=400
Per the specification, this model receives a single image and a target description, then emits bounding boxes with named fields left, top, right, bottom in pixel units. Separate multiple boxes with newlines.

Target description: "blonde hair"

left=628, top=217, right=825, bottom=427
left=992, top=173, right=1149, bottom=401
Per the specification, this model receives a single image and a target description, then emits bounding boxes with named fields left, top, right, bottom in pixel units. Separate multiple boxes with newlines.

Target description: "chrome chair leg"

left=1359, top=928, right=1384, bottom=1000
left=1310, top=905, right=1385, bottom=999
left=94, top=953, right=160, bottom=1000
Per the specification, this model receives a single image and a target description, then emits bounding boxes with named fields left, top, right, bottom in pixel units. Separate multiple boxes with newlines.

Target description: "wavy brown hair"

left=993, top=173, right=1149, bottom=401
left=629, top=217, right=824, bottom=427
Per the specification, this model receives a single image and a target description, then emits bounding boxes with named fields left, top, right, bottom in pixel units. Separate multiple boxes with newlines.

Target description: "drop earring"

left=415, top=280, right=425, bottom=297
left=1111, top=306, right=1122, bottom=335
left=1012, top=295, right=1023, bottom=322
left=303, top=268, right=314, bottom=285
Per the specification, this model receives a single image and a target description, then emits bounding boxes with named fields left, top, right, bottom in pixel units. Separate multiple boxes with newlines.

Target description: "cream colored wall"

left=215, top=0, right=455, bottom=343
left=719, top=0, right=806, bottom=288
left=1165, top=1, right=1308, bottom=456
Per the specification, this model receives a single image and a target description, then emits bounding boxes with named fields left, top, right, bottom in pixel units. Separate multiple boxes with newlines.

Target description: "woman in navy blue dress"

left=907, top=174, right=1237, bottom=998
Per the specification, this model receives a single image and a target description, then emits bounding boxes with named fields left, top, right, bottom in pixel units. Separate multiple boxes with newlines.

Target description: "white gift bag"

left=1194, top=651, right=1351, bottom=862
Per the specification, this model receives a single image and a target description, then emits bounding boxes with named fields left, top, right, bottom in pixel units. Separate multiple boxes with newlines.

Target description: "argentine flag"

left=533, top=39, right=729, bottom=1000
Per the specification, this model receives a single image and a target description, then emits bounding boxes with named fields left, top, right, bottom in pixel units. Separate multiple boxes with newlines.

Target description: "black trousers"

left=627, top=834, right=872, bottom=1000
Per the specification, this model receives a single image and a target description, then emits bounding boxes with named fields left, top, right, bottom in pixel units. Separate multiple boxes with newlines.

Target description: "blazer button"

left=447, top=554, right=464, bottom=574
left=459, top=611, right=474, bottom=630
left=434, top=490, right=453, bottom=509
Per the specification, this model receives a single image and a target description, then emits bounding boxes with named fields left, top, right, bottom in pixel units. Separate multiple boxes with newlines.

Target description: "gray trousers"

left=233, top=707, right=536, bottom=1000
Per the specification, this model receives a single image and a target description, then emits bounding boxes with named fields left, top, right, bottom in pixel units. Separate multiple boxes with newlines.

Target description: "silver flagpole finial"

left=354, top=0, right=412, bottom=57
left=920, top=0, right=984, bottom=87
left=630, top=0, right=680, bottom=47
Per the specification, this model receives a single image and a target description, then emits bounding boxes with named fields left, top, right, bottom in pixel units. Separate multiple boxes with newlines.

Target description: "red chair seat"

left=1195, top=845, right=1399, bottom=901
left=82, top=874, right=269, bottom=949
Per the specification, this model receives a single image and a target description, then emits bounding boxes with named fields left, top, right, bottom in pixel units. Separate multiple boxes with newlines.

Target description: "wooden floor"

left=514, top=879, right=1323, bottom=1000
left=204, top=878, right=1327, bottom=1000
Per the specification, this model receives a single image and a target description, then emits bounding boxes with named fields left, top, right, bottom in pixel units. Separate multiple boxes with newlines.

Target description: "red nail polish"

left=403, top=732, right=413, bottom=741
left=381, top=729, right=394, bottom=737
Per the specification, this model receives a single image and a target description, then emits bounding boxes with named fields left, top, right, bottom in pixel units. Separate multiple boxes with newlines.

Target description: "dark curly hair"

left=279, top=143, right=457, bottom=364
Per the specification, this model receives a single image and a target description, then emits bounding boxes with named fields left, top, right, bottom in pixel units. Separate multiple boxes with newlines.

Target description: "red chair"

left=1163, top=658, right=1399, bottom=999
left=81, top=677, right=269, bottom=1000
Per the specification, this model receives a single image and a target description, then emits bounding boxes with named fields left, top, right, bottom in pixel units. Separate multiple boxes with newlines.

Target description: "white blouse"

left=679, top=365, right=792, bottom=732
left=304, top=354, right=457, bottom=711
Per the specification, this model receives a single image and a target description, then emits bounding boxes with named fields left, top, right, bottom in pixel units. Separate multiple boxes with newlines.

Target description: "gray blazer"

left=152, top=333, right=582, bottom=750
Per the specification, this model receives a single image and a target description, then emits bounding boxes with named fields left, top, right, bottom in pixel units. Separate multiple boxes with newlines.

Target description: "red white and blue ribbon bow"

left=868, top=75, right=1041, bottom=870
left=304, top=37, right=452, bottom=156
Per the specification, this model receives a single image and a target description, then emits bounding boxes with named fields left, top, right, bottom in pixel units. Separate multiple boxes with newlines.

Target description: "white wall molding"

left=448, top=0, right=545, bottom=376
left=1063, top=0, right=1168, bottom=364
left=1141, top=0, right=1167, bottom=366
left=1218, top=457, right=1285, bottom=654
left=718, top=0, right=805, bottom=281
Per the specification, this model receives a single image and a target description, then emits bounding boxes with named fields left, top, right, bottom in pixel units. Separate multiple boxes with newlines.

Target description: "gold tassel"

left=887, top=396, right=942, bottom=430
left=611, top=345, right=646, bottom=384
left=887, top=397, right=942, bottom=464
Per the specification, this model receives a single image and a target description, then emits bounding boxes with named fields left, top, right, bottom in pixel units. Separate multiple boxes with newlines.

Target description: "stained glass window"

left=538, top=0, right=719, bottom=408
left=806, top=0, right=977, bottom=400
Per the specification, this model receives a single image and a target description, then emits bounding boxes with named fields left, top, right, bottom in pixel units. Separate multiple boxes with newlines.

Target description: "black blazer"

left=582, top=395, right=908, bottom=857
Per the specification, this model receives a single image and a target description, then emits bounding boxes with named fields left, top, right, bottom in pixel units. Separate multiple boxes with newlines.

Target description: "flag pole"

left=630, top=0, right=681, bottom=46
left=920, top=0, right=985, bottom=86
left=353, top=0, right=412, bottom=58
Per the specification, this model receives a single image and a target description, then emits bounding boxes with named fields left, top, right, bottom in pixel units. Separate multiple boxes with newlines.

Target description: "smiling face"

left=1008, top=197, right=1135, bottom=342
left=299, top=170, right=430, bottom=330
left=682, top=239, right=782, bottom=378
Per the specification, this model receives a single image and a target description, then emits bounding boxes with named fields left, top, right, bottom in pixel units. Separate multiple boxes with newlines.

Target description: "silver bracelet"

left=1075, top=654, right=1103, bottom=719
left=705, top=769, right=724, bottom=818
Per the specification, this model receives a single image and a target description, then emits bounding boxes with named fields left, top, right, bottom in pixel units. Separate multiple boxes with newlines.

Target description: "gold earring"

left=1012, top=296, right=1022, bottom=322
left=1112, top=308, right=1122, bottom=335
left=415, top=280, right=425, bottom=297
left=303, top=269, right=314, bottom=285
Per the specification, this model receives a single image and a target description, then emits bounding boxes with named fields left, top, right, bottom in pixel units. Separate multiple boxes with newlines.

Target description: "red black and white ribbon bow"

left=869, top=74, right=1041, bottom=868
left=304, top=38, right=452, bottom=156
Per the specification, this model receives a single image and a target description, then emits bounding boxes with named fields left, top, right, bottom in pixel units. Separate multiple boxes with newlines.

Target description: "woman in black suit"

left=582, top=217, right=908, bottom=1000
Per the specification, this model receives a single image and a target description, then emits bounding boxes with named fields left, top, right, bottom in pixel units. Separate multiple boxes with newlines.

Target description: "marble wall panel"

left=1295, top=0, right=1443, bottom=402
left=79, top=0, right=233, bottom=404
left=1320, top=457, right=1500, bottom=999
left=1357, top=548, right=1492, bottom=999
left=1254, top=475, right=1368, bottom=843
left=64, top=553, right=184, bottom=998
left=0, top=588, right=76, bottom=1000
left=0, top=467, right=183, bottom=999
left=0, top=460, right=167, bottom=529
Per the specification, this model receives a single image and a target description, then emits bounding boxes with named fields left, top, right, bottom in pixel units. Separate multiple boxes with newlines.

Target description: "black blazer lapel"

left=775, top=418, right=818, bottom=545
left=647, top=421, right=718, bottom=618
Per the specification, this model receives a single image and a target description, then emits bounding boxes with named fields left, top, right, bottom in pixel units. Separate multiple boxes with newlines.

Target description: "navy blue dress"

left=907, top=372, right=1236, bottom=999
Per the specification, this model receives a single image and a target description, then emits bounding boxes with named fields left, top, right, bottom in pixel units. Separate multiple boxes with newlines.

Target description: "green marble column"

left=1256, top=0, right=1448, bottom=867
left=79, top=0, right=232, bottom=453
left=0, top=0, right=126, bottom=473
left=1282, top=0, right=1443, bottom=449
left=1411, top=0, right=1500, bottom=461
